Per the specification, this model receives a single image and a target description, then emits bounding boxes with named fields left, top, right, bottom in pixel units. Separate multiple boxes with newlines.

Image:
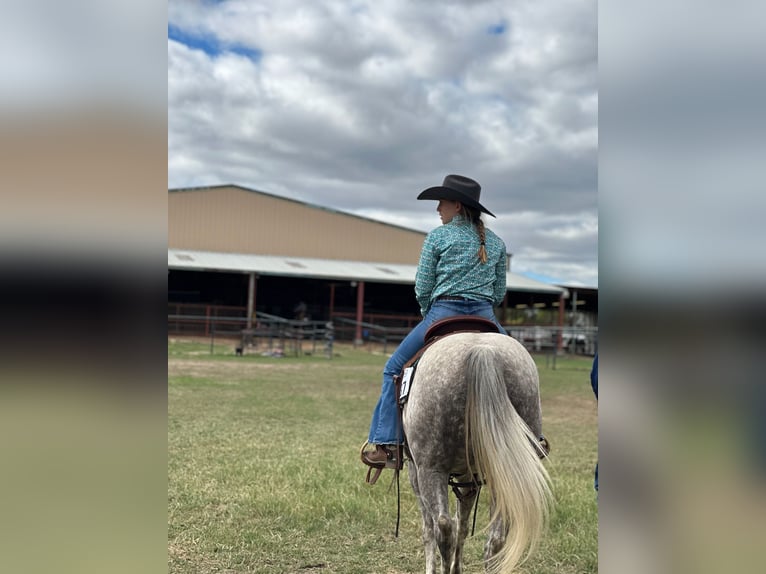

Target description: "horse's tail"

left=464, top=345, right=553, bottom=574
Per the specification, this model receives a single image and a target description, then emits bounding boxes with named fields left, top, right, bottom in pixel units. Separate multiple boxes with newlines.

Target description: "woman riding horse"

left=361, top=174, right=508, bottom=472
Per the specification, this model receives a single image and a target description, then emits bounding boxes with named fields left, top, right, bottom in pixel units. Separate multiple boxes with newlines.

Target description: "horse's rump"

left=403, top=332, right=543, bottom=468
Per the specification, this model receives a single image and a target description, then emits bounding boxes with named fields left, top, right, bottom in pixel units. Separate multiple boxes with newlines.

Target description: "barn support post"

left=557, top=292, right=566, bottom=353
left=354, top=281, right=365, bottom=347
left=246, top=273, right=258, bottom=328
left=329, top=283, right=336, bottom=320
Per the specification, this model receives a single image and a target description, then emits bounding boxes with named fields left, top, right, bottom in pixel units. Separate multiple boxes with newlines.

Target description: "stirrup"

left=365, top=466, right=384, bottom=485
left=360, top=442, right=385, bottom=485
left=360, top=442, right=397, bottom=485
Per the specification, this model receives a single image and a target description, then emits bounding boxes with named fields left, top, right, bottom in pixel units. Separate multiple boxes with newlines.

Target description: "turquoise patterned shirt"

left=415, top=214, right=507, bottom=316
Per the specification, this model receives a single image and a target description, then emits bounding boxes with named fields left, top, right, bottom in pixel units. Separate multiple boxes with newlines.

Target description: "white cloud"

left=168, top=0, right=598, bottom=286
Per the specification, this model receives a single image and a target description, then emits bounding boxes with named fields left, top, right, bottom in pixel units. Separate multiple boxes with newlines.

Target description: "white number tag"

left=399, top=367, right=414, bottom=401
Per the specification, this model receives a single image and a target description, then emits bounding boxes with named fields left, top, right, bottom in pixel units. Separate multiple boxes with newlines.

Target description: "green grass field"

left=168, top=339, right=597, bottom=573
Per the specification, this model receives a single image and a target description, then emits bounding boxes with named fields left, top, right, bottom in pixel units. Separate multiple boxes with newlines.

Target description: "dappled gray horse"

left=402, top=332, right=552, bottom=574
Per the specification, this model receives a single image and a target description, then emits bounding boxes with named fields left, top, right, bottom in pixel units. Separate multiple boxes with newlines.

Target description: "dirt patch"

left=170, top=358, right=271, bottom=378
left=168, top=358, right=332, bottom=379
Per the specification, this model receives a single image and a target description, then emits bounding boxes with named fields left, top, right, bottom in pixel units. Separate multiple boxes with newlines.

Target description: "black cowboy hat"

left=417, top=174, right=496, bottom=217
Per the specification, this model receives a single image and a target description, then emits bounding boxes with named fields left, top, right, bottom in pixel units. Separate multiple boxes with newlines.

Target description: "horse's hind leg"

left=451, top=487, right=478, bottom=574
left=409, top=464, right=454, bottom=574
left=483, top=498, right=508, bottom=570
left=436, top=514, right=454, bottom=574
left=409, top=464, right=438, bottom=574
left=417, top=471, right=454, bottom=574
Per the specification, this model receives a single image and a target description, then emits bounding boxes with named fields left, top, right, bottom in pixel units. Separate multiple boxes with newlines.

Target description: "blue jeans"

left=367, top=300, right=507, bottom=445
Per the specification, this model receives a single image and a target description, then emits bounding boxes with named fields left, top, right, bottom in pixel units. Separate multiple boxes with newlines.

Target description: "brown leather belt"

left=437, top=295, right=470, bottom=301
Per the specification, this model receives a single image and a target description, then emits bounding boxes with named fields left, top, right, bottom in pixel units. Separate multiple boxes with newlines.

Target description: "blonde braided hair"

left=462, top=205, right=488, bottom=264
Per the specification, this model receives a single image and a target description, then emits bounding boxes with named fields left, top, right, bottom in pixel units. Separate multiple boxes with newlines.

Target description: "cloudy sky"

left=168, top=0, right=598, bottom=287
